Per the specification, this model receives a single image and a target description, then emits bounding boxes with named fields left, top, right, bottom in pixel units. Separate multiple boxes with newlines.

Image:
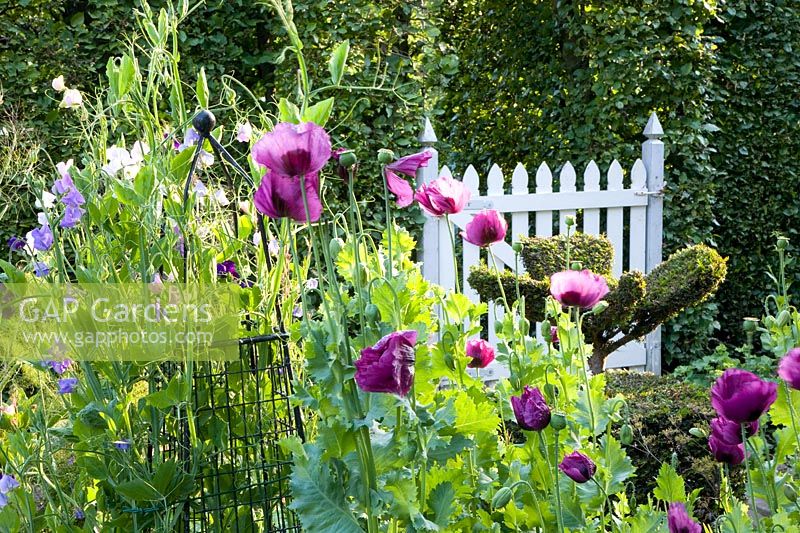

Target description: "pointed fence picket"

left=417, top=114, right=665, bottom=380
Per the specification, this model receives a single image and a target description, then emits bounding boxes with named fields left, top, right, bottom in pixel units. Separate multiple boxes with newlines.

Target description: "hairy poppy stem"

left=742, top=424, right=762, bottom=532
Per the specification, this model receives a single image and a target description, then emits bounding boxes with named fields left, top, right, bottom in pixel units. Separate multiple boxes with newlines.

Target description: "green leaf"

left=197, top=67, right=209, bottom=108
left=288, top=445, right=363, bottom=533
left=328, top=40, right=350, bottom=85
left=770, top=382, right=800, bottom=427
left=278, top=98, right=301, bottom=123
left=302, top=97, right=335, bottom=126
left=451, top=391, right=500, bottom=435
left=428, top=482, right=455, bottom=526
left=116, top=479, right=162, bottom=501
left=653, top=462, right=686, bottom=503
left=117, top=54, right=136, bottom=98
left=0, top=260, right=25, bottom=283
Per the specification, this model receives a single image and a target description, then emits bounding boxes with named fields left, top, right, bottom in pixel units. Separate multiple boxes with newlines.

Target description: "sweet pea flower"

left=36, top=191, right=56, bottom=210
left=74, top=509, right=85, bottom=520
left=710, top=369, right=777, bottom=424
left=384, top=150, right=433, bottom=207
left=57, top=378, right=79, bottom=394
left=465, top=338, right=495, bottom=369
left=7, top=236, right=24, bottom=252
left=60, top=89, right=82, bottom=108
left=354, top=330, right=417, bottom=396
left=60, top=206, right=85, bottom=228
left=461, top=209, right=507, bottom=247
left=710, top=416, right=758, bottom=445
left=56, top=159, right=73, bottom=178
left=28, top=225, right=54, bottom=252
left=252, top=122, right=331, bottom=178
left=778, top=347, right=800, bottom=390
left=254, top=171, right=322, bottom=223
left=511, top=386, right=551, bottom=431
left=51, top=75, right=66, bottom=92
left=33, top=262, right=50, bottom=277
left=237, top=122, right=253, bottom=143
left=113, top=439, right=131, bottom=451
left=415, top=174, right=471, bottom=216
left=213, top=189, right=231, bottom=206
left=217, top=260, right=240, bottom=279
left=49, top=359, right=72, bottom=375
left=268, top=238, right=281, bottom=257
left=708, top=434, right=745, bottom=465
left=667, top=502, right=702, bottom=533
left=558, top=451, right=596, bottom=483
left=0, top=474, right=19, bottom=494
left=550, top=269, right=609, bottom=309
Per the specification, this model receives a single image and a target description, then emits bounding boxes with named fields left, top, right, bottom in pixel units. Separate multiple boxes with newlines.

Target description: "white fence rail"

left=418, top=113, right=665, bottom=378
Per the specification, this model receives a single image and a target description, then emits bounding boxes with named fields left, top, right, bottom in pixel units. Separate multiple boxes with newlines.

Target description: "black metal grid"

left=175, top=333, right=302, bottom=532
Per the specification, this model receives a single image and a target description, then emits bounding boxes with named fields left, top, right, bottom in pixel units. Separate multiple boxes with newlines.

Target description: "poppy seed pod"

left=339, top=151, right=358, bottom=168
left=377, top=149, right=395, bottom=164
left=550, top=412, right=567, bottom=431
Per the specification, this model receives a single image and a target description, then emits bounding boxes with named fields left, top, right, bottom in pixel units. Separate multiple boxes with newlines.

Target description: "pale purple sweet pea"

left=510, top=386, right=551, bottom=431
left=778, top=347, right=800, bottom=390
left=56, top=159, right=73, bottom=177
left=30, top=225, right=54, bottom=252
left=384, top=150, right=432, bottom=208
left=49, top=359, right=72, bottom=375
left=710, top=369, right=777, bottom=424
left=415, top=175, right=471, bottom=216
left=667, top=502, right=702, bottom=533
left=237, top=122, right=253, bottom=143
left=7, top=236, right=24, bottom=252
left=57, top=378, right=79, bottom=394
left=305, top=278, right=319, bottom=291
left=251, top=122, right=332, bottom=178
left=268, top=239, right=281, bottom=257
left=60, top=206, right=85, bottom=228
left=61, top=89, right=82, bottom=108
left=292, top=305, right=303, bottom=319
left=461, top=209, right=507, bottom=248
left=0, top=474, right=19, bottom=494
left=33, top=262, right=50, bottom=277
left=559, top=451, right=596, bottom=483
left=61, top=187, right=85, bottom=208
left=465, top=338, right=495, bottom=369
left=52, top=173, right=74, bottom=195
left=254, top=172, right=322, bottom=223
left=550, top=269, right=609, bottom=309
left=355, top=330, right=417, bottom=396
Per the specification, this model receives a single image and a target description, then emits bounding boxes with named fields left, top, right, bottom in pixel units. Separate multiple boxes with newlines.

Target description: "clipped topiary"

left=605, top=370, right=743, bottom=523
left=467, top=233, right=727, bottom=371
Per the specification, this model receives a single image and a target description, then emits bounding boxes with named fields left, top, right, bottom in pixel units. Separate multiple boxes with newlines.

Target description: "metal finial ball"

left=192, top=110, right=216, bottom=135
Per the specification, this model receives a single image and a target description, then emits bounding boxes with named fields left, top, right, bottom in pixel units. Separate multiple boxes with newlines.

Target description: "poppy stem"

left=742, top=424, right=763, bottom=532
left=381, top=167, right=394, bottom=282
left=575, top=308, right=597, bottom=441
left=488, top=251, right=511, bottom=314
left=552, top=430, right=566, bottom=533
left=444, top=214, right=460, bottom=293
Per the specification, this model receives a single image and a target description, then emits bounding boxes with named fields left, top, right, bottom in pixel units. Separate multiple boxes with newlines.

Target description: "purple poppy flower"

left=57, top=378, right=79, bottom=394
left=708, top=434, right=745, bottom=465
left=550, top=269, right=610, bottom=309
left=558, top=451, right=596, bottom=483
left=462, top=209, right=507, bottom=248
left=33, top=262, right=50, bottom=277
left=465, top=338, right=495, bottom=369
left=710, top=369, right=777, bottom=424
left=30, top=225, right=54, bottom=252
left=511, top=386, right=551, bottom=431
left=710, top=416, right=758, bottom=445
left=251, top=122, right=332, bottom=178
left=7, top=236, right=25, bottom=252
left=667, top=502, right=702, bottom=533
left=254, top=171, right=322, bottom=223
left=384, top=150, right=432, bottom=208
left=217, top=260, right=240, bottom=279
left=112, top=439, right=131, bottom=451
left=0, top=474, right=19, bottom=494
left=779, top=348, right=800, bottom=390
left=415, top=175, right=471, bottom=217
left=550, top=326, right=560, bottom=349
left=60, top=206, right=85, bottom=228
left=355, top=330, right=417, bottom=396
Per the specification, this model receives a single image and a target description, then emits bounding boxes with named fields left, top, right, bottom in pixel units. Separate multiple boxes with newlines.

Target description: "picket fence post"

left=643, top=112, right=665, bottom=375
left=418, top=117, right=440, bottom=286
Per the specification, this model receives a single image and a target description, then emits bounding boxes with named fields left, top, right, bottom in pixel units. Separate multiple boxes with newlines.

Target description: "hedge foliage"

left=4, top=0, right=800, bottom=363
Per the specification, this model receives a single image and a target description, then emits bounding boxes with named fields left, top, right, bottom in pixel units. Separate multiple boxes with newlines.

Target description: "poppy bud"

left=541, top=322, right=553, bottom=339
left=512, top=242, right=523, bottom=254
left=619, top=424, right=633, bottom=445
left=339, top=151, right=358, bottom=168
left=565, top=215, right=576, bottom=227
left=377, top=149, right=396, bottom=165
left=777, top=309, right=791, bottom=327
left=591, top=301, right=609, bottom=315
left=764, top=315, right=776, bottom=328
left=543, top=383, right=559, bottom=401
left=492, top=487, right=513, bottom=509
left=550, top=412, right=567, bottom=430
left=329, top=238, right=344, bottom=259
left=192, top=110, right=216, bottom=135
left=784, top=484, right=798, bottom=502
left=365, top=303, right=380, bottom=322
left=570, top=261, right=583, bottom=271
left=494, top=320, right=503, bottom=333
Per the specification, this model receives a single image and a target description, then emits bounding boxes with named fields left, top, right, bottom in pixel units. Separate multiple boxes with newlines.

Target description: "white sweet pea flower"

left=56, top=159, right=73, bottom=178
left=60, top=89, right=82, bottom=108
left=51, top=76, right=66, bottom=92
left=199, top=151, right=214, bottom=168
left=253, top=231, right=262, bottom=246
left=212, top=189, right=230, bottom=206
left=122, top=164, right=141, bottom=180
left=35, top=192, right=56, bottom=210
left=236, top=122, right=253, bottom=143
left=129, top=141, right=150, bottom=164
left=37, top=212, right=49, bottom=225
left=194, top=180, right=208, bottom=198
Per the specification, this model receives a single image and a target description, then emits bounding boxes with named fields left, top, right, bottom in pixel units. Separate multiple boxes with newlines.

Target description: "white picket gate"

left=417, top=113, right=665, bottom=378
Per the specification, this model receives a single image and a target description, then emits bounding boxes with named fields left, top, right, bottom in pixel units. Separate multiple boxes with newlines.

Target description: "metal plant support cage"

left=159, top=110, right=303, bottom=532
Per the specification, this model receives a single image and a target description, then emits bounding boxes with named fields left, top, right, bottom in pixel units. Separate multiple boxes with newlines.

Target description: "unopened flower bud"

left=777, top=236, right=790, bottom=251
left=550, top=412, right=567, bottom=431
left=329, top=238, right=345, bottom=259
left=784, top=484, right=798, bottom=502
left=777, top=309, right=791, bottom=327
left=619, top=424, right=633, bottom=445
left=689, top=427, right=708, bottom=439
left=565, top=215, right=576, bottom=227
left=591, top=301, right=609, bottom=315
left=494, top=320, right=503, bottom=333
left=339, top=151, right=357, bottom=168
left=540, top=322, right=553, bottom=339
left=742, top=317, right=759, bottom=333
left=764, top=315, right=776, bottom=328
left=377, top=149, right=395, bottom=165
left=570, top=261, right=583, bottom=271
left=512, top=242, right=523, bottom=254
left=543, top=383, right=559, bottom=401
left=365, top=303, right=380, bottom=323
left=491, top=487, right=514, bottom=509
